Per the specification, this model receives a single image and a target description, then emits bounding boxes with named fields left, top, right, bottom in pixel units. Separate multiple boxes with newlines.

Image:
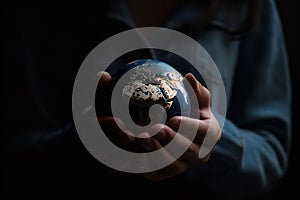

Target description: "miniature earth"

left=117, top=59, right=191, bottom=126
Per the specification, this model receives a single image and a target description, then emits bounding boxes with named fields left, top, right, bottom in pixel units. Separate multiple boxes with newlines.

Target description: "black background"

left=267, top=1, right=300, bottom=198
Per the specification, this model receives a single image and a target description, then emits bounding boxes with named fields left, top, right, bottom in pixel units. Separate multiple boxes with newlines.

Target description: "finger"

left=135, top=132, right=155, bottom=152
left=135, top=132, right=176, bottom=167
left=136, top=130, right=202, bottom=179
left=198, top=114, right=221, bottom=158
left=181, top=143, right=205, bottom=165
left=137, top=136, right=188, bottom=181
left=167, top=116, right=209, bottom=143
left=97, top=71, right=112, bottom=87
left=135, top=132, right=175, bottom=152
left=152, top=123, right=202, bottom=164
left=149, top=124, right=176, bottom=146
left=152, top=129, right=204, bottom=166
left=98, top=117, right=135, bottom=146
left=167, top=115, right=220, bottom=161
left=98, top=117, right=125, bottom=131
left=152, top=124, right=193, bottom=149
left=96, top=72, right=114, bottom=118
left=184, top=73, right=210, bottom=109
left=150, top=124, right=201, bottom=162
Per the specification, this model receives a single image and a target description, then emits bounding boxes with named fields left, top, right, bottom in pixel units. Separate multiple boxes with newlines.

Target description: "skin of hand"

left=97, top=71, right=221, bottom=181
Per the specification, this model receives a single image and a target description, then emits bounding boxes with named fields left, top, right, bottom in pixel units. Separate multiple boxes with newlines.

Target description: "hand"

left=97, top=71, right=221, bottom=181
left=97, top=71, right=136, bottom=150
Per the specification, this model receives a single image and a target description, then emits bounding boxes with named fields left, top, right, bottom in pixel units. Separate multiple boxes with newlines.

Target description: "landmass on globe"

left=122, top=61, right=186, bottom=110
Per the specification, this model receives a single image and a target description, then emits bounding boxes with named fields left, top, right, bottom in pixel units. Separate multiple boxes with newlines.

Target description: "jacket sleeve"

left=188, top=0, right=291, bottom=196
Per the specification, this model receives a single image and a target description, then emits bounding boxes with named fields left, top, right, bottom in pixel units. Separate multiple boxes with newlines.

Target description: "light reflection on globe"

left=117, top=59, right=191, bottom=126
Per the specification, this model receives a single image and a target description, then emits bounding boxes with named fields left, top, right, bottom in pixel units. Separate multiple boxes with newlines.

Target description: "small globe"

left=114, top=59, right=191, bottom=126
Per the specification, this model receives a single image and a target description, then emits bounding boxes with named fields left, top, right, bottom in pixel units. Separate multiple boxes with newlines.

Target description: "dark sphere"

left=96, top=59, right=191, bottom=127
left=115, top=59, right=191, bottom=126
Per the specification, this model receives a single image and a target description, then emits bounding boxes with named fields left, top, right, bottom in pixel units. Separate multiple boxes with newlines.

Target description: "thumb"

left=184, top=73, right=210, bottom=109
left=97, top=71, right=112, bottom=87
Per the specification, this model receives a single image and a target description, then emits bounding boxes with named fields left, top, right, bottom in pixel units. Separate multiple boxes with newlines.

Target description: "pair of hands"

left=98, top=71, right=221, bottom=181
